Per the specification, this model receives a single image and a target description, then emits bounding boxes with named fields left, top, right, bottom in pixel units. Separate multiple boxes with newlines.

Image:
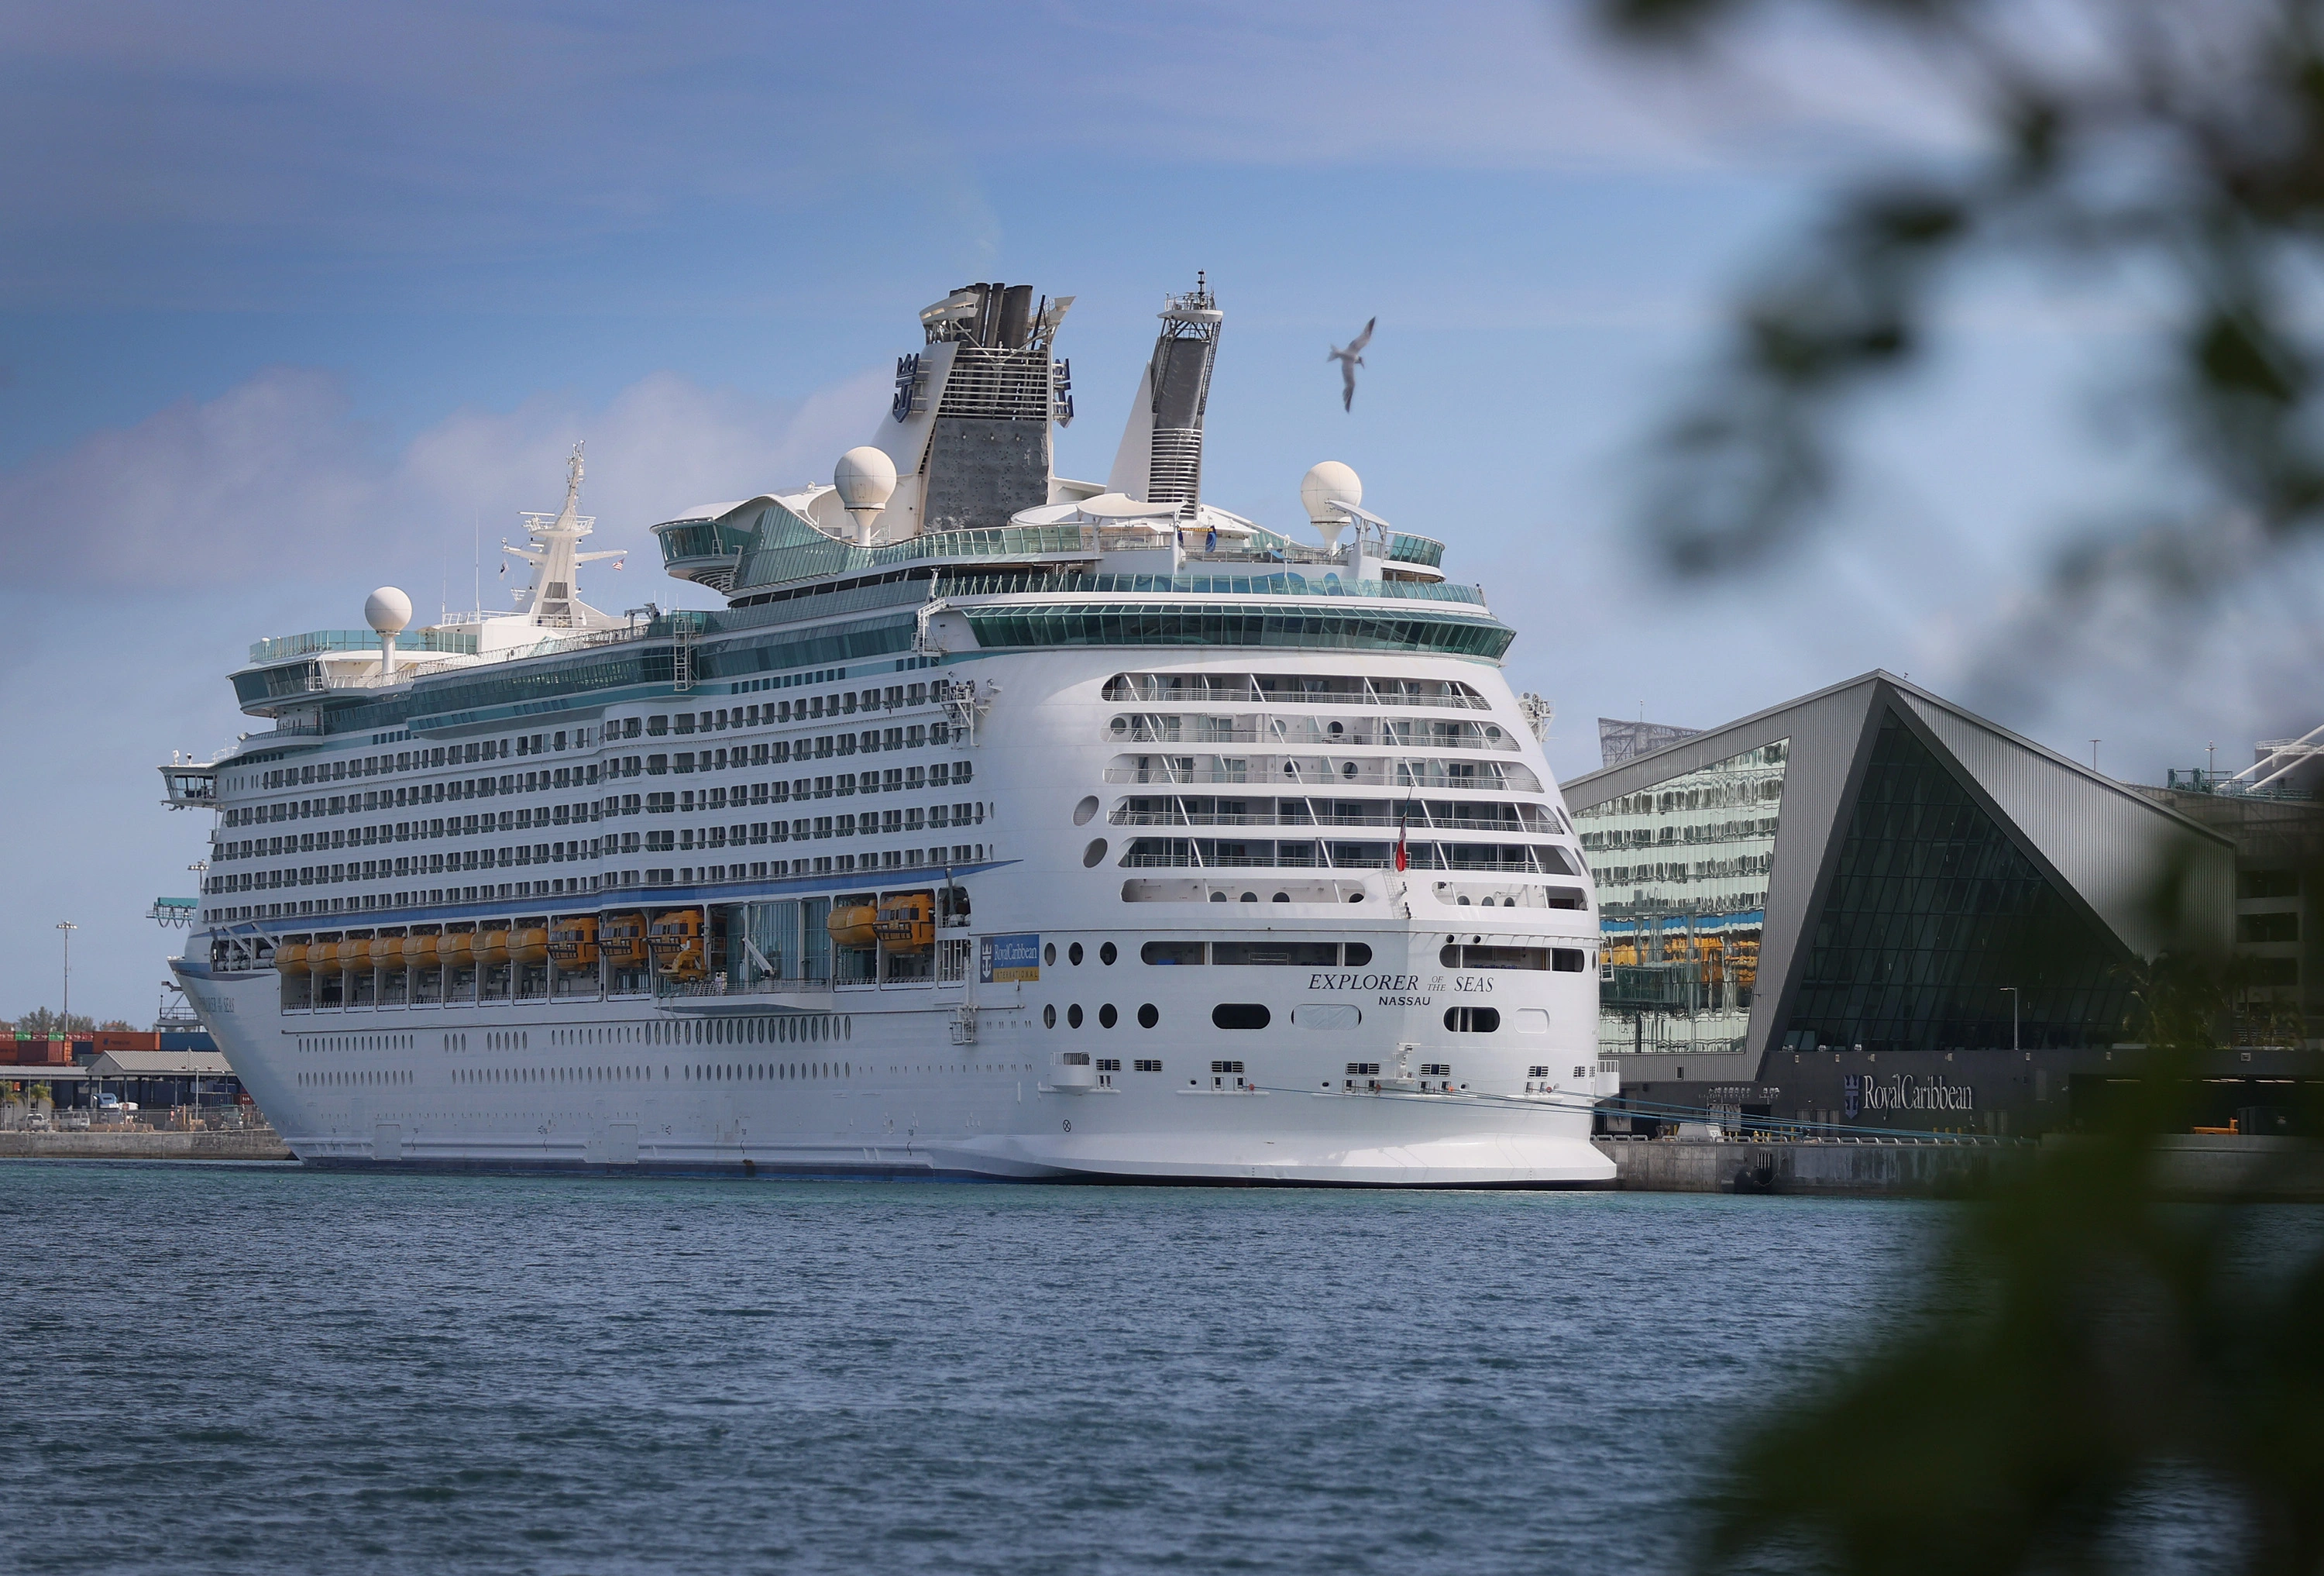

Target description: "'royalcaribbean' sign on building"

left=1844, top=1072, right=1975, bottom=1117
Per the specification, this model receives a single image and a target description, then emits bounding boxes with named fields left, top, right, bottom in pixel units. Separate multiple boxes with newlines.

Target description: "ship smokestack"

left=1105, top=273, right=1223, bottom=514
left=997, top=284, right=1034, bottom=349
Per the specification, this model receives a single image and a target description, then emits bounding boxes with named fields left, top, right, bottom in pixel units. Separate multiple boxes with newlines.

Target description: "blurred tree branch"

left=1697, top=1038, right=2324, bottom=1575
left=1598, top=0, right=2324, bottom=592
left=1580, top=9, right=2324, bottom=1566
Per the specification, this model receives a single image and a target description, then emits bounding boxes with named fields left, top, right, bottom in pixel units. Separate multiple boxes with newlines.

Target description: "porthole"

left=1239, top=892, right=1257, bottom=903
left=1044, top=942, right=1058, bottom=967
left=1136, top=1003, right=1159, bottom=1028
left=1099, top=941, right=1117, bottom=965
left=1098, top=1003, right=1119, bottom=1028
left=1340, top=762, right=1357, bottom=779
left=1212, top=1003, right=1270, bottom=1031
left=1209, top=892, right=1227, bottom=903
left=1082, top=838, right=1109, bottom=868
left=1069, top=941, right=1084, bottom=966
left=1109, top=717, right=1129, bottom=736
left=1067, top=1003, right=1085, bottom=1028
left=1073, top=794, right=1100, bottom=825
left=1043, top=1004, right=1057, bottom=1028
left=1271, top=892, right=1289, bottom=903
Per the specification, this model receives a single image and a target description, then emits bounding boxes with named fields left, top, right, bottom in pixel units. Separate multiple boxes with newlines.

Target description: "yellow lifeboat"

left=404, top=933, right=439, bottom=969
left=368, top=934, right=403, bottom=969
left=599, top=913, right=648, bottom=968
left=827, top=904, right=880, bottom=949
left=436, top=931, right=473, bottom=969
left=548, top=917, right=598, bottom=968
left=509, top=927, right=550, bottom=966
left=473, top=929, right=511, bottom=966
left=333, top=938, right=370, bottom=970
left=872, top=893, right=934, bottom=951
left=649, top=910, right=706, bottom=979
left=274, top=941, right=309, bottom=976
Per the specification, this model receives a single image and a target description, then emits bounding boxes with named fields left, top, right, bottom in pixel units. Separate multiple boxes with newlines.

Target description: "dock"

left=0, top=1126, right=292, bottom=1161
left=1593, top=1134, right=2324, bottom=1200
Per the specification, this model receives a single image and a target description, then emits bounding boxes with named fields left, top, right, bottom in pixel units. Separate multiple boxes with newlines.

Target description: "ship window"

left=1099, top=941, right=1117, bottom=965
left=1067, top=1004, right=1084, bottom=1028
left=1141, top=941, right=1202, bottom=965
left=1212, top=1003, right=1270, bottom=1031
left=1043, top=1004, right=1057, bottom=1028
left=1552, top=949, right=1586, bottom=972
left=1098, top=1004, right=1118, bottom=1028
left=1068, top=942, right=1084, bottom=966
left=1214, top=942, right=1337, bottom=967
left=1443, top=1007, right=1500, bottom=1033
left=1440, top=945, right=1553, bottom=971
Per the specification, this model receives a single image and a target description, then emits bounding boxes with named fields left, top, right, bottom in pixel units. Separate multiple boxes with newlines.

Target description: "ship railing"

left=1103, top=717, right=1519, bottom=752
left=1101, top=757, right=1543, bottom=791
left=304, top=620, right=661, bottom=692
left=247, top=628, right=483, bottom=664
left=1109, top=808, right=1546, bottom=832
left=1101, top=675, right=1491, bottom=711
left=1119, top=845, right=1548, bottom=873
left=1180, top=545, right=1344, bottom=566
left=653, top=973, right=836, bottom=1003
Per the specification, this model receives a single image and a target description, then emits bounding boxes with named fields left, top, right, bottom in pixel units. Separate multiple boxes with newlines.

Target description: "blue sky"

left=5, top=0, right=2315, bottom=1021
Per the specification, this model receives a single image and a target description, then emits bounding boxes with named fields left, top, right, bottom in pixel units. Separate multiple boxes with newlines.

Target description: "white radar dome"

left=365, top=586, right=413, bottom=635
left=1301, top=460, right=1362, bottom=526
left=834, top=446, right=899, bottom=512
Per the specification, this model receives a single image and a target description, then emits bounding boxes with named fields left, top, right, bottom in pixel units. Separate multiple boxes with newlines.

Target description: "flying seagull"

left=1329, top=317, right=1375, bottom=411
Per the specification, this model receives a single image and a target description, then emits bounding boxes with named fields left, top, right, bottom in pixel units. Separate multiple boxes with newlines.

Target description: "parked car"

left=94, top=1094, right=138, bottom=1113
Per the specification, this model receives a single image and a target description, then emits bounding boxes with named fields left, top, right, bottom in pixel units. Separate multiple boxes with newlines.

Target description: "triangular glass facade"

left=1780, top=709, right=2134, bottom=1052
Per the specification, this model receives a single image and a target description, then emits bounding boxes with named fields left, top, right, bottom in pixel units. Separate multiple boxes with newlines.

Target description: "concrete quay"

left=0, top=1127, right=293, bottom=1161
left=1593, top=1134, right=2324, bottom=1200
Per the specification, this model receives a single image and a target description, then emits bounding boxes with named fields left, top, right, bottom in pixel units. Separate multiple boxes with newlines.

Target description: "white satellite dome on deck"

left=365, top=586, right=412, bottom=635
left=834, top=446, right=899, bottom=545
left=365, top=586, right=413, bottom=677
left=1301, top=461, right=1362, bottom=546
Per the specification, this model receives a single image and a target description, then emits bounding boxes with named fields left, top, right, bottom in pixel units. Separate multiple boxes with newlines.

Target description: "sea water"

left=1, top=1165, right=1933, bottom=1574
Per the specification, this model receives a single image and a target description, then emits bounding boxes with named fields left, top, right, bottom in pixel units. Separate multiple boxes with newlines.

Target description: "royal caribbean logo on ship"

left=1844, top=1072, right=1973, bottom=1117
left=980, top=933, right=1040, bottom=985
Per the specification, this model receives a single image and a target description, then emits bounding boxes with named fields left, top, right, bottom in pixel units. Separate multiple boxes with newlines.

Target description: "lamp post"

left=55, top=920, right=77, bottom=1030
left=2000, top=986, right=2020, bottom=1054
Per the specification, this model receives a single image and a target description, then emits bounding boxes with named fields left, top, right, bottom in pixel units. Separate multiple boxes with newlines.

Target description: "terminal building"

left=1561, top=671, right=2323, bottom=1135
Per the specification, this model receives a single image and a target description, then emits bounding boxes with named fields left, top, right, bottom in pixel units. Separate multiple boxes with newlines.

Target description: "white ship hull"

left=175, top=964, right=1611, bottom=1188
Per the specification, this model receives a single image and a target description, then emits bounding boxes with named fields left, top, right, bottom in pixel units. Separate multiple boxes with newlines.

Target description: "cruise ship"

left=161, top=279, right=1618, bottom=1185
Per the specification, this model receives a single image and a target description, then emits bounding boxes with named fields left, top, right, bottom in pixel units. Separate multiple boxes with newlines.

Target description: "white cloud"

left=0, top=363, right=891, bottom=594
